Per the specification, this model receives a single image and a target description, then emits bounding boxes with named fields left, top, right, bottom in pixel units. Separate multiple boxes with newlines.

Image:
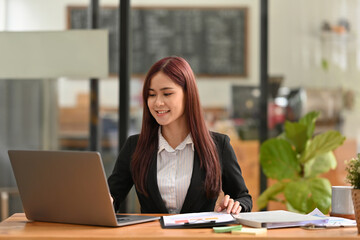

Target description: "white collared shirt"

left=157, top=128, right=194, bottom=214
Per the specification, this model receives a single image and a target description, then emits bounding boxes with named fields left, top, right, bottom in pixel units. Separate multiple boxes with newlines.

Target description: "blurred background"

left=0, top=0, right=359, bottom=218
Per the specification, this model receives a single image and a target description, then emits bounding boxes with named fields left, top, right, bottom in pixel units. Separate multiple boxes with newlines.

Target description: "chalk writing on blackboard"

left=68, top=6, right=247, bottom=76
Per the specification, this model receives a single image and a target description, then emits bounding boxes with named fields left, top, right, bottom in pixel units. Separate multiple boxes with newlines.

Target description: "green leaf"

left=299, top=111, right=320, bottom=138
left=284, top=180, right=312, bottom=213
left=345, top=155, right=360, bottom=189
left=277, top=132, right=286, bottom=140
left=257, top=181, right=286, bottom=209
left=304, top=151, right=337, bottom=178
left=310, top=178, right=332, bottom=214
left=286, top=202, right=301, bottom=213
left=284, top=121, right=308, bottom=153
left=300, top=131, right=345, bottom=164
left=322, top=58, right=329, bottom=71
left=260, top=139, right=300, bottom=180
left=284, top=178, right=331, bottom=214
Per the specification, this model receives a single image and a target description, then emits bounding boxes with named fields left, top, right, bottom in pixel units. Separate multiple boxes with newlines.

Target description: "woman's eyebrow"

left=148, top=87, right=174, bottom=91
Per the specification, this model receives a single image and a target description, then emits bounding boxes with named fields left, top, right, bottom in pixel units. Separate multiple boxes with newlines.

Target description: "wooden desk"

left=0, top=213, right=359, bottom=239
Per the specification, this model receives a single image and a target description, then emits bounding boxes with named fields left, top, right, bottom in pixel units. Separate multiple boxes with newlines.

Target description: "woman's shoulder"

left=128, top=134, right=140, bottom=140
left=122, top=134, right=140, bottom=148
left=127, top=134, right=140, bottom=143
left=210, top=131, right=230, bottom=143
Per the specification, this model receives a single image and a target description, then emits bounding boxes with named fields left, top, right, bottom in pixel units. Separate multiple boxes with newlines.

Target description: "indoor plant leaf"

left=308, top=178, right=332, bottom=214
left=284, top=178, right=331, bottom=213
left=345, top=153, right=360, bottom=189
left=300, top=130, right=345, bottom=164
left=304, top=151, right=337, bottom=178
left=259, top=111, right=345, bottom=213
left=260, top=139, right=300, bottom=180
left=286, top=201, right=301, bottom=213
left=284, top=180, right=313, bottom=213
left=284, top=121, right=308, bottom=153
left=299, top=111, right=319, bottom=138
left=257, top=181, right=286, bottom=210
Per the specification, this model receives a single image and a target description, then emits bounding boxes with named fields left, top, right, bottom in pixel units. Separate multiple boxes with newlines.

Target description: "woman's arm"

left=107, top=135, right=138, bottom=212
left=214, top=133, right=253, bottom=213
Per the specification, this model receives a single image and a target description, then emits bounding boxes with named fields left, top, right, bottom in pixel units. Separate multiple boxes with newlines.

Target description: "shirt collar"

left=158, top=127, right=194, bottom=154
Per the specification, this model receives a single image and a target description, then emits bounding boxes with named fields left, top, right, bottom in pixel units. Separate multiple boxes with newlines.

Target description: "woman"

left=108, top=56, right=252, bottom=214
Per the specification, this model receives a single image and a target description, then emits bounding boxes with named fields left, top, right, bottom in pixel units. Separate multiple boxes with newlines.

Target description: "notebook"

left=8, top=150, right=159, bottom=227
left=232, top=210, right=329, bottom=229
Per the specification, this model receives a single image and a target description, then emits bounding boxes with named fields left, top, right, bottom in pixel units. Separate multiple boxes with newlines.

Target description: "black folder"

left=160, top=212, right=236, bottom=229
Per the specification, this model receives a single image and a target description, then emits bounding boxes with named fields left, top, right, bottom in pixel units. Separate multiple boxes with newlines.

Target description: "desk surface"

left=0, top=213, right=359, bottom=240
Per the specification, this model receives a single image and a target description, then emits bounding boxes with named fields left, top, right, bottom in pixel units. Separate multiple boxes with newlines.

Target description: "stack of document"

left=161, top=208, right=356, bottom=229
left=306, top=208, right=356, bottom=228
left=232, top=210, right=329, bottom=229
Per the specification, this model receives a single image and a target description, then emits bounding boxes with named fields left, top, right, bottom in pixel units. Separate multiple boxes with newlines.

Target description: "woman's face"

left=147, top=72, right=187, bottom=129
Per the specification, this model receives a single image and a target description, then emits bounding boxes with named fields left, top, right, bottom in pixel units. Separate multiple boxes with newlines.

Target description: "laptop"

left=8, top=150, right=159, bottom=227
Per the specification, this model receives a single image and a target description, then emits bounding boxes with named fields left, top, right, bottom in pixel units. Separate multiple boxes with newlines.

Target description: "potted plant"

left=345, top=153, right=360, bottom=233
left=257, top=111, right=345, bottom=214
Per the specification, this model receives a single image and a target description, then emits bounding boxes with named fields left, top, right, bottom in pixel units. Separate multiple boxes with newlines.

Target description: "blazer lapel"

left=146, top=153, right=168, bottom=213
left=180, top=152, right=206, bottom=213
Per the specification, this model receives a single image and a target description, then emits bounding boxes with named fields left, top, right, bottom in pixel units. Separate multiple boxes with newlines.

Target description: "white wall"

left=0, top=0, right=6, bottom=30
left=269, top=0, right=360, bottom=144
left=270, top=0, right=360, bottom=90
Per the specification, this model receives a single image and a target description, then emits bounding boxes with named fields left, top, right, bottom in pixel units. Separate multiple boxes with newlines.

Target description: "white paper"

left=307, top=208, right=356, bottom=228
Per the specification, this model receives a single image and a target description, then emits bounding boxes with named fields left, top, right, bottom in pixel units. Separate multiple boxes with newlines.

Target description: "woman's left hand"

left=215, top=194, right=242, bottom=214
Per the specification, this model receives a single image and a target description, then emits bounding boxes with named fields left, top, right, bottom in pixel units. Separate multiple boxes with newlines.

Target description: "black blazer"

left=108, top=132, right=252, bottom=213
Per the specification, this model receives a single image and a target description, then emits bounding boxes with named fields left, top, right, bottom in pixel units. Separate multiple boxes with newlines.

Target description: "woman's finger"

left=226, top=198, right=234, bottom=213
left=223, top=194, right=230, bottom=207
left=231, top=201, right=240, bottom=214
left=235, top=204, right=242, bottom=214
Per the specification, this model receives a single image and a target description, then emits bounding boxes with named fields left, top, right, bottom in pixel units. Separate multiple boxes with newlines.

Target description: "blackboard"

left=67, top=6, right=247, bottom=76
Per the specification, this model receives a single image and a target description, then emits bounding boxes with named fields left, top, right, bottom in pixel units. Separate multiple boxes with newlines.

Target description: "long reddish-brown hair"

left=131, top=56, right=221, bottom=198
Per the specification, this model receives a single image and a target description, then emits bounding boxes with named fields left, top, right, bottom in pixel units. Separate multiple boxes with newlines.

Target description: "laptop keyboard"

left=116, top=215, right=133, bottom=222
left=117, top=216, right=130, bottom=220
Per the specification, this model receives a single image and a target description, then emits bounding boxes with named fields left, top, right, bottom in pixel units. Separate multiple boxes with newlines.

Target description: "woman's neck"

left=161, top=124, right=190, bottom=149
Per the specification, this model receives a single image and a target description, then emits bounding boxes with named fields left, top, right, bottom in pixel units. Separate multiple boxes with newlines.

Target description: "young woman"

left=108, top=56, right=252, bottom=214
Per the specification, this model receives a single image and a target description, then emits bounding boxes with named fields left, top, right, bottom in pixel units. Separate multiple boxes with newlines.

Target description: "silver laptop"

left=8, top=150, right=159, bottom=227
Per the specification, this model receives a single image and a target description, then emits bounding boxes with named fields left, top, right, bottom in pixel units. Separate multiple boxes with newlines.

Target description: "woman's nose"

left=155, top=96, right=164, bottom=107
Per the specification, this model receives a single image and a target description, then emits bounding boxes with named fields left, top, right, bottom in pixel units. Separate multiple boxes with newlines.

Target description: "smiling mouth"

left=156, top=110, right=170, bottom=114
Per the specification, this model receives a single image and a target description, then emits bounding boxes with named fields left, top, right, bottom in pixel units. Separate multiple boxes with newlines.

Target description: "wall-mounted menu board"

left=67, top=6, right=247, bottom=76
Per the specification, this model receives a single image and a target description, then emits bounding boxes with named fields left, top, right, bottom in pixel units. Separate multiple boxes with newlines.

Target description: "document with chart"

left=161, top=212, right=236, bottom=228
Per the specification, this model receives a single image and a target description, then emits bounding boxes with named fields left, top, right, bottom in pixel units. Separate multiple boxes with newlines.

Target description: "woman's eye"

left=164, top=93, right=173, bottom=96
left=148, top=93, right=156, bottom=97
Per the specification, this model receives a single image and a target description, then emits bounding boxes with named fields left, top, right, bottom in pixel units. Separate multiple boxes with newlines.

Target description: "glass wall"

left=1, top=0, right=359, bottom=218
left=267, top=0, right=360, bottom=211
left=0, top=0, right=261, bottom=216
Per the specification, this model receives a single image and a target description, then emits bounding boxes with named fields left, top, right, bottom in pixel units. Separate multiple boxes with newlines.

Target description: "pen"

left=184, top=219, right=216, bottom=225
